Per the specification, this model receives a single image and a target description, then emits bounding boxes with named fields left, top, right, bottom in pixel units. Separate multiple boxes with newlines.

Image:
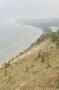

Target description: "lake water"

left=0, top=23, right=43, bottom=63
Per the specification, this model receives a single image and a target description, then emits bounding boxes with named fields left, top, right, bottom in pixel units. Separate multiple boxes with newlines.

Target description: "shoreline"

left=0, top=26, right=44, bottom=68
left=0, top=24, right=43, bottom=66
left=0, top=34, right=42, bottom=68
left=1, top=25, right=58, bottom=68
left=0, top=27, right=57, bottom=69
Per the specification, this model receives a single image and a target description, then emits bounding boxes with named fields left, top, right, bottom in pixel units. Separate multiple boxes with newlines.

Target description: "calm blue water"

left=0, top=23, right=43, bottom=63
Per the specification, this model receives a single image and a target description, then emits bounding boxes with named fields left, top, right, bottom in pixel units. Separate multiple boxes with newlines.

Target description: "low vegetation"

left=51, top=30, right=59, bottom=48
left=0, top=30, right=59, bottom=90
left=55, top=75, right=59, bottom=89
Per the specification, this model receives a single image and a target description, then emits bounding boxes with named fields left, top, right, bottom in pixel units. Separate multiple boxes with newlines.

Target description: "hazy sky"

left=0, top=0, right=59, bottom=20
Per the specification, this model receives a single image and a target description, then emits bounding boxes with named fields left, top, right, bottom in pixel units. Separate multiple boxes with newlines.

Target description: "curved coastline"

left=0, top=24, right=43, bottom=68
left=0, top=24, right=58, bottom=68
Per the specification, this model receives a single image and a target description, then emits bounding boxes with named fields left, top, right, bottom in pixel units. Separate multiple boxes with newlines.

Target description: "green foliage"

left=31, top=30, right=59, bottom=48
left=51, top=30, right=59, bottom=48
left=6, top=75, right=12, bottom=84
left=4, top=62, right=10, bottom=68
left=36, top=33, right=51, bottom=44
left=4, top=69, right=8, bottom=76
left=41, top=52, right=50, bottom=63
left=34, top=51, right=50, bottom=63
left=51, top=33, right=57, bottom=43
left=35, top=52, right=41, bottom=60
left=56, top=30, right=59, bottom=48
left=38, top=52, right=42, bottom=58
left=56, top=40, right=59, bottom=48
left=57, top=30, right=59, bottom=34
left=30, top=33, right=52, bottom=47
left=55, top=76, right=59, bottom=89
left=47, top=62, right=51, bottom=68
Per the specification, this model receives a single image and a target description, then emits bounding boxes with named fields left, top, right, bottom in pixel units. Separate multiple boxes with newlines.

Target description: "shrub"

left=4, top=69, right=8, bottom=76
left=35, top=52, right=41, bottom=60
left=55, top=76, right=59, bottom=89
left=6, top=75, right=12, bottom=84
left=56, top=39, right=59, bottom=48
left=51, top=30, right=59, bottom=48
left=41, top=52, right=50, bottom=63
left=51, top=32, right=57, bottom=43
left=47, top=62, right=51, bottom=68
left=4, top=62, right=10, bottom=68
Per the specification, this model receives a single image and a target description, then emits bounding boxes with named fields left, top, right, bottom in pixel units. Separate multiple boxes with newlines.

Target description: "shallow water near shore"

left=0, top=23, right=43, bottom=63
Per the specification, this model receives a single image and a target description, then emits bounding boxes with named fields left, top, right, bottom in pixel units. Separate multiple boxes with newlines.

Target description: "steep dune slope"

left=0, top=31, right=59, bottom=90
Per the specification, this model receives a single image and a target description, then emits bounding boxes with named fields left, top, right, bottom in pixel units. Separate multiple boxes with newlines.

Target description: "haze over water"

left=0, top=23, right=43, bottom=63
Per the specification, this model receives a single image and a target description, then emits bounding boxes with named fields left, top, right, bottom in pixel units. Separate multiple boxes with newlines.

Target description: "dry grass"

left=0, top=39, right=59, bottom=90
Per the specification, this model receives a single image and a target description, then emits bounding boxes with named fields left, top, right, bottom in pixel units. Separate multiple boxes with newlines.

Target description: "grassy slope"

left=0, top=33, right=59, bottom=90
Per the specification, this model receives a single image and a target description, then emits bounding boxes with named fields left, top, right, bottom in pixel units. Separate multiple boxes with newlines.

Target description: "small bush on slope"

left=55, top=75, right=59, bottom=89
left=51, top=30, right=59, bottom=48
